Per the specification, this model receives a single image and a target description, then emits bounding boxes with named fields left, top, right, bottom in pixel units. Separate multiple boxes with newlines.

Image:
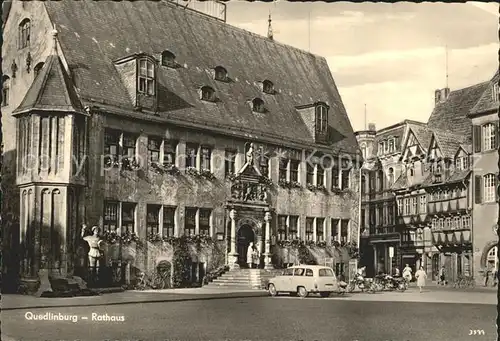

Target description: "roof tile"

left=13, top=54, right=83, bottom=114
left=427, top=82, right=489, bottom=142
left=43, top=1, right=359, bottom=153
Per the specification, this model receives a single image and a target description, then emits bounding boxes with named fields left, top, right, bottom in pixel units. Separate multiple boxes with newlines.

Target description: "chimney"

left=368, top=123, right=376, bottom=132
left=435, top=87, right=450, bottom=105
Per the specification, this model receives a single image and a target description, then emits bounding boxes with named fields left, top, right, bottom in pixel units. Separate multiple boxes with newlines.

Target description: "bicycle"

left=453, top=276, right=476, bottom=289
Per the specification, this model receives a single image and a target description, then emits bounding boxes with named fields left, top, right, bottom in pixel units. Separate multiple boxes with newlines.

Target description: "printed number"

left=469, top=330, right=485, bottom=336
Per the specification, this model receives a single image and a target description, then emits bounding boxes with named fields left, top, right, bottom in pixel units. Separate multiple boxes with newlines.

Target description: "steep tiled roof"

left=427, top=82, right=489, bottom=142
left=391, top=173, right=408, bottom=191
left=432, top=130, right=469, bottom=159
left=470, top=70, right=499, bottom=115
left=370, top=120, right=425, bottom=156
left=13, top=53, right=83, bottom=115
left=406, top=124, right=433, bottom=153
left=421, top=170, right=471, bottom=187
left=42, top=1, right=359, bottom=154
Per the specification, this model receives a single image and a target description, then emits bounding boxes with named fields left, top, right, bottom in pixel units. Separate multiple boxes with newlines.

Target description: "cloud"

left=328, top=42, right=498, bottom=88
left=225, top=2, right=498, bottom=132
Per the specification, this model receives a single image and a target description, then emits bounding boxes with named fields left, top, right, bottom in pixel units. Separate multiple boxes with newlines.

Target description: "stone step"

left=205, top=283, right=260, bottom=288
left=216, top=275, right=262, bottom=279
left=212, top=278, right=262, bottom=284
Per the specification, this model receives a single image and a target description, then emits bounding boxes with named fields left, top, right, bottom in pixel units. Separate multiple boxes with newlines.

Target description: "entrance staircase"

left=204, top=268, right=279, bottom=290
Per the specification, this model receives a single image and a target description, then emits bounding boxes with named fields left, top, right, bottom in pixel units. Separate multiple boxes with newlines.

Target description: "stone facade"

left=357, top=77, right=499, bottom=286
left=356, top=120, right=425, bottom=277
left=470, top=111, right=499, bottom=285
left=2, top=0, right=361, bottom=290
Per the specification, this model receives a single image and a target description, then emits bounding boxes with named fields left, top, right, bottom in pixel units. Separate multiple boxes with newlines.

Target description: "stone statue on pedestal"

left=246, top=143, right=255, bottom=164
left=81, top=224, right=104, bottom=282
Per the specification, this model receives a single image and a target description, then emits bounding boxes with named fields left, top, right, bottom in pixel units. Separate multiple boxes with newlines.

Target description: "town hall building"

left=2, top=0, right=361, bottom=290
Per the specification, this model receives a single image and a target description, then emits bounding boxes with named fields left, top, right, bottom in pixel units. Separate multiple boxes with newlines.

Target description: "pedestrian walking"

left=394, top=267, right=400, bottom=277
left=439, top=265, right=446, bottom=285
left=402, top=264, right=412, bottom=285
left=415, top=266, right=427, bottom=293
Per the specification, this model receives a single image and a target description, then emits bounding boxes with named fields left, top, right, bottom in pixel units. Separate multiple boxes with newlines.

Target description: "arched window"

left=263, top=80, right=274, bottom=94
left=19, top=18, right=31, bottom=49
left=34, top=62, right=44, bottom=78
left=138, top=58, right=155, bottom=96
left=388, top=167, right=394, bottom=186
left=200, top=86, right=215, bottom=102
left=315, top=104, right=328, bottom=133
left=161, top=50, right=176, bottom=68
left=377, top=170, right=384, bottom=191
left=408, top=162, right=415, bottom=177
left=482, top=123, right=497, bottom=151
left=483, top=173, right=496, bottom=203
left=252, top=98, right=265, bottom=113
left=2, top=76, right=10, bottom=107
left=486, top=246, right=498, bottom=270
left=214, top=66, right=227, bottom=81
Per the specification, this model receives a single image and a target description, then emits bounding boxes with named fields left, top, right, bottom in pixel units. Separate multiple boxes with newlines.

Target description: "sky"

left=225, top=1, right=499, bottom=132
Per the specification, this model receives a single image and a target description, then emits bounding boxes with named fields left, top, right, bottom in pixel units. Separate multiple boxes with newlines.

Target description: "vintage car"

left=267, top=265, right=339, bottom=298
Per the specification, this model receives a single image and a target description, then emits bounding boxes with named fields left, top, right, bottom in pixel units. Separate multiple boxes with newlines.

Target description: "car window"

left=319, top=268, right=335, bottom=277
left=282, top=268, right=294, bottom=276
left=293, top=268, right=305, bottom=276
left=305, top=269, right=313, bottom=277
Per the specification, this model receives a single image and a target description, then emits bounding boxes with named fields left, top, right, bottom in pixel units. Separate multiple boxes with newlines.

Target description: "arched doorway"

left=237, top=225, right=255, bottom=267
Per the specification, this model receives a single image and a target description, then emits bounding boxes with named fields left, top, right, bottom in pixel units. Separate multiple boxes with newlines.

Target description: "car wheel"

left=297, top=286, right=308, bottom=298
left=320, top=292, right=330, bottom=298
left=268, top=283, right=278, bottom=297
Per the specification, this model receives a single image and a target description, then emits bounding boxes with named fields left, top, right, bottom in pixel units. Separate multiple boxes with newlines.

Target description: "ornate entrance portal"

left=226, top=142, right=274, bottom=270
left=237, top=225, right=255, bottom=267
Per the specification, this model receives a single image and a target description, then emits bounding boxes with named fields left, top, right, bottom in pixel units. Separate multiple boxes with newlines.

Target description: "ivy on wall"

left=171, top=236, right=192, bottom=288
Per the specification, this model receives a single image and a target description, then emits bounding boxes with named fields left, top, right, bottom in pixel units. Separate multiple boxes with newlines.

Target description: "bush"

left=298, top=244, right=317, bottom=265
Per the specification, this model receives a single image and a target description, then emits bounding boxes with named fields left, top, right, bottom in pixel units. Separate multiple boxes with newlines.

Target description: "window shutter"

left=473, top=125, right=482, bottom=153
left=494, top=122, right=499, bottom=149
left=496, top=174, right=499, bottom=203
left=475, top=175, right=482, bottom=204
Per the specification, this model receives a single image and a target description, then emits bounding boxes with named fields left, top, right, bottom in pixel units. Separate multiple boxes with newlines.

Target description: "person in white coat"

left=415, top=266, right=427, bottom=293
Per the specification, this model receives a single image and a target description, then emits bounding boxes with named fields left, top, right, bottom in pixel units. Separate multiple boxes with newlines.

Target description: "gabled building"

left=2, top=0, right=361, bottom=290
left=355, top=120, right=426, bottom=276
left=392, top=80, right=491, bottom=284
left=390, top=124, right=433, bottom=273
left=468, top=71, right=499, bottom=285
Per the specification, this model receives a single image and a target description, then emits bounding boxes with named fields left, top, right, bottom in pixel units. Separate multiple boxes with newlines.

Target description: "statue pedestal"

left=228, top=253, right=240, bottom=270
left=35, top=269, right=53, bottom=297
left=264, top=253, right=274, bottom=270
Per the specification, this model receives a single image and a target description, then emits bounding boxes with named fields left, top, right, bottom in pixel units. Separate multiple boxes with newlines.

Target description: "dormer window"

left=214, top=66, right=228, bottom=81
left=161, top=50, right=176, bottom=68
left=19, top=18, right=31, bottom=49
left=252, top=98, right=265, bottom=113
left=315, top=103, right=328, bottom=133
left=200, top=86, right=216, bottom=102
left=263, top=80, right=274, bottom=94
left=34, top=62, right=44, bottom=78
left=138, top=59, right=155, bottom=96
left=436, top=163, right=442, bottom=174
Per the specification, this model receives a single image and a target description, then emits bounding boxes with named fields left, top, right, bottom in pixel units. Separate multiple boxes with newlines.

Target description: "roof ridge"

left=162, top=1, right=324, bottom=62
left=450, top=80, right=490, bottom=94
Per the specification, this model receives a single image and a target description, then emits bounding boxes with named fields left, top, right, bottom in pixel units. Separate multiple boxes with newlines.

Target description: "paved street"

left=3, top=288, right=496, bottom=341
